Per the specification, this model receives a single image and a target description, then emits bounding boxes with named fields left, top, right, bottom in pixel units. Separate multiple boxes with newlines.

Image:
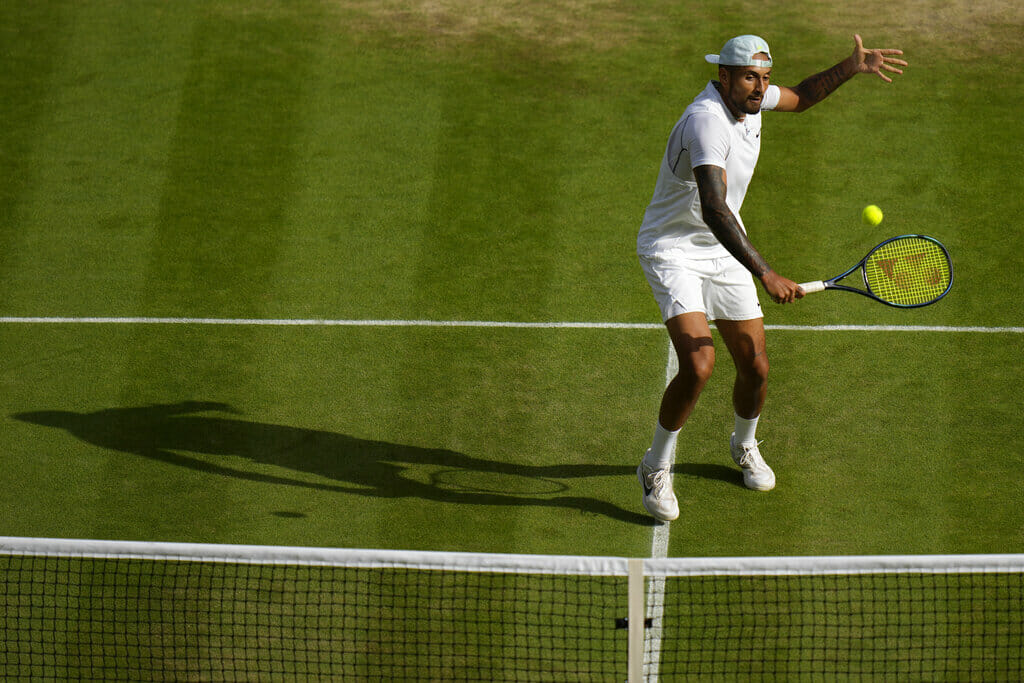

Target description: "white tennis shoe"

left=637, top=453, right=679, bottom=522
left=730, top=434, right=776, bottom=491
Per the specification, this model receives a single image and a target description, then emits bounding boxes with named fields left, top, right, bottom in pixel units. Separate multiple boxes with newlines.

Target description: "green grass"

left=2, top=2, right=1023, bottom=677
left=1, top=0, right=1022, bottom=554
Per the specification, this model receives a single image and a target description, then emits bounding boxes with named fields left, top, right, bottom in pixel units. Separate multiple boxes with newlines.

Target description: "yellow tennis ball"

left=862, top=205, right=883, bottom=226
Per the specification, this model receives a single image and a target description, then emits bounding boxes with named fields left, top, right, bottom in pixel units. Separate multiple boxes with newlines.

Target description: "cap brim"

left=704, top=54, right=721, bottom=64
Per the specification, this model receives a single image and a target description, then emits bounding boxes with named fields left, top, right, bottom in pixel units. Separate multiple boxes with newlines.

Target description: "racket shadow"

left=13, top=401, right=652, bottom=526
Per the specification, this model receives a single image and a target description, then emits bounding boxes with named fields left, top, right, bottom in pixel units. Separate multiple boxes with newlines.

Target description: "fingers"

left=875, top=59, right=905, bottom=82
left=880, top=53, right=908, bottom=72
left=771, top=285, right=804, bottom=304
left=854, top=34, right=909, bottom=80
left=855, top=33, right=905, bottom=57
left=762, top=272, right=805, bottom=304
left=785, top=285, right=804, bottom=304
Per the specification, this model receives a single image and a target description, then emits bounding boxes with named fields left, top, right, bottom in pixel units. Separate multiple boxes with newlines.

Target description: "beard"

left=738, top=93, right=763, bottom=115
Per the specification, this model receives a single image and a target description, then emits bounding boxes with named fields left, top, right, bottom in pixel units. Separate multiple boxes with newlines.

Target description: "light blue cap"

left=705, top=35, right=773, bottom=67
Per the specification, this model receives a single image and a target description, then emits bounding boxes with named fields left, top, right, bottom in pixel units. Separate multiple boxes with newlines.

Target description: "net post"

left=627, top=558, right=645, bottom=683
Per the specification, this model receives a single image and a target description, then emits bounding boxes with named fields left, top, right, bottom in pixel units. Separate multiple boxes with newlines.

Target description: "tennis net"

left=1, top=537, right=1021, bottom=681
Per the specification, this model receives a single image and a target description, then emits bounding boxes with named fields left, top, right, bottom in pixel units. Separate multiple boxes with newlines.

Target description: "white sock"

left=644, top=422, right=680, bottom=470
left=734, top=413, right=760, bottom=446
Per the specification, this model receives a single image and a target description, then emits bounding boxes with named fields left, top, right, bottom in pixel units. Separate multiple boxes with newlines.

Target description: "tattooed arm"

left=695, top=166, right=770, bottom=276
left=694, top=165, right=803, bottom=303
left=774, top=34, right=907, bottom=113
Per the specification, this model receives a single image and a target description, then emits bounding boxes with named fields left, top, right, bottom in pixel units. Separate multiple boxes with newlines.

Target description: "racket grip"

left=798, top=281, right=825, bottom=294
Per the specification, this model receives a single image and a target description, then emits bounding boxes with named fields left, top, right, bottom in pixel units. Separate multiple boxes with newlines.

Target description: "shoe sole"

left=744, top=476, right=775, bottom=492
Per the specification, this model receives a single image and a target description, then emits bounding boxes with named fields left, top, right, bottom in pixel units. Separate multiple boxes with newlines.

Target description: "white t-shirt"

left=637, top=81, right=781, bottom=259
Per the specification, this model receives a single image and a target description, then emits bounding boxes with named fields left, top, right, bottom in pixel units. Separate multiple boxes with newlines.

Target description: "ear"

left=718, top=65, right=730, bottom=85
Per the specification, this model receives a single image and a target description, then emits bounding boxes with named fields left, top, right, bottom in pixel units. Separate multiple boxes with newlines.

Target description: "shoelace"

left=646, top=467, right=671, bottom=495
left=737, top=441, right=764, bottom=468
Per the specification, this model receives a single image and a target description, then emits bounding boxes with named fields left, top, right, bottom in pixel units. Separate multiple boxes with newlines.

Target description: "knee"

left=741, top=353, right=770, bottom=385
left=680, top=348, right=716, bottom=385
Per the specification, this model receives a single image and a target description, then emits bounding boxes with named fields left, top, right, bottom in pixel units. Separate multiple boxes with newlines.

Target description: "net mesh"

left=0, top=551, right=626, bottom=681
left=654, top=572, right=1023, bottom=681
left=1, top=538, right=1021, bottom=681
left=863, top=236, right=952, bottom=306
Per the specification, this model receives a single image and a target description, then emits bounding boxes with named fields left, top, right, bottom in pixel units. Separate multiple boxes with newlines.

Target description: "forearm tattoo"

left=794, top=60, right=852, bottom=106
left=694, top=166, right=771, bottom=277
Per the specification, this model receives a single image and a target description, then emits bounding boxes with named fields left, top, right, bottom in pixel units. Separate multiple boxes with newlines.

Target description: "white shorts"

left=639, top=252, right=763, bottom=322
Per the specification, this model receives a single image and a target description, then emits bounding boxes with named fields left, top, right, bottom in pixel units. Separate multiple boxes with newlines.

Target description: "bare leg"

left=639, top=312, right=716, bottom=521
left=715, top=318, right=769, bottom=420
left=658, top=312, right=717, bottom=430
left=715, top=317, right=776, bottom=490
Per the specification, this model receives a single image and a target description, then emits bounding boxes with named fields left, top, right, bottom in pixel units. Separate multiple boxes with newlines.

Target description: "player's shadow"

left=674, top=463, right=748, bottom=489
left=13, top=402, right=651, bottom=526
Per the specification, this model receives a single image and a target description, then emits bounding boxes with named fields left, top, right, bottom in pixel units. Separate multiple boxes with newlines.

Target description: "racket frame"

left=800, top=234, right=953, bottom=308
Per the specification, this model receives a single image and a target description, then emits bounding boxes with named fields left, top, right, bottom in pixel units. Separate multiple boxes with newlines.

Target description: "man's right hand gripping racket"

left=799, top=234, right=953, bottom=308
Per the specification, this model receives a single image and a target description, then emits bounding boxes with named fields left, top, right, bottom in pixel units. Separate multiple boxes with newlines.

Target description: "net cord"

left=1, top=536, right=1021, bottom=577
left=0, top=536, right=628, bottom=576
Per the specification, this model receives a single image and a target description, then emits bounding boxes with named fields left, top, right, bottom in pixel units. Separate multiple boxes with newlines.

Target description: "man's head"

left=706, top=35, right=773, bottom=118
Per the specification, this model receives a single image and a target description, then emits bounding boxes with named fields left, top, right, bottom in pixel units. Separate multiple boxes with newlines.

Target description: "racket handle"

left=798, top=281, right=826, bottom=294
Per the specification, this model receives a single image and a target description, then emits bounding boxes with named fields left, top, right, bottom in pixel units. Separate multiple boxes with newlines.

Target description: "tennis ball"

left=862, top=205, right=883, bottom=226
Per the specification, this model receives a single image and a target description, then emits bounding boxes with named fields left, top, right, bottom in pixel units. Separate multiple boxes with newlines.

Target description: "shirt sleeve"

left=683, top=112, right=731, bottom=170
left=761, top=84, right=781, bottom=111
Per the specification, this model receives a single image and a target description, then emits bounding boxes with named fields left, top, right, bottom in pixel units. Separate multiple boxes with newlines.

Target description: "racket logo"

left=874, top=252, right=942, bottom=290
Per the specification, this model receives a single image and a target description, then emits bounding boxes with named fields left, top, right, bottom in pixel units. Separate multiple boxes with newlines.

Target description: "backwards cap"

left=705, top=35, right=772, bottom=67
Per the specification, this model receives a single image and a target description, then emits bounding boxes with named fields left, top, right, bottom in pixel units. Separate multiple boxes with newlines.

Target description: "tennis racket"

left=798, top=235, right=953, bottom=308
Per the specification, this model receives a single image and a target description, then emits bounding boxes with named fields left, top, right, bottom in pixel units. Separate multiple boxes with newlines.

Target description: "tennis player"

left=637, top=34, right=907, bottom=521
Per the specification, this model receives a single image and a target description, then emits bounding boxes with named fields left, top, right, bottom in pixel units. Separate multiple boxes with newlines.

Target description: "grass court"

left=2, top=0, right=1022, bottom=564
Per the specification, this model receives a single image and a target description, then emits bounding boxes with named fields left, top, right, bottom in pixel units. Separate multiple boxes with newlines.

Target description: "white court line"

left=765, top=324, right=1024, bottom=334
left=642, top=338, right=678, bottom=683
left=0, top=317, right=1022, bottom=333
left=0, top=316, right=662, bottom=329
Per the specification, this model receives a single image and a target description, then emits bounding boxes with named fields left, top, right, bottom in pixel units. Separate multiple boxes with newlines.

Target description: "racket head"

left=860, top=235, right=953, bottom=307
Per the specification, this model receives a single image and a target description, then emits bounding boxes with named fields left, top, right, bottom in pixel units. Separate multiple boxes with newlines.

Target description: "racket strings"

left=863, top=237, right=952, bottom=306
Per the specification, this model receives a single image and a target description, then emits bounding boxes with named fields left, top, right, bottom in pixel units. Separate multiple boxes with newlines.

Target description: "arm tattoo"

left=694, top=166, right=771, bottom=277
left=794, top=60, right=853, bottom=107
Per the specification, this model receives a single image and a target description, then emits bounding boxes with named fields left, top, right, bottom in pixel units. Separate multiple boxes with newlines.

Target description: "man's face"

left=719, top=54, right=772, bottom=118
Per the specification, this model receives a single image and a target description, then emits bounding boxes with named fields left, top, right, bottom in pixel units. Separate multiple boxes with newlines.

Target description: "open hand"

left=851, top=34, right=908, bottom=83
